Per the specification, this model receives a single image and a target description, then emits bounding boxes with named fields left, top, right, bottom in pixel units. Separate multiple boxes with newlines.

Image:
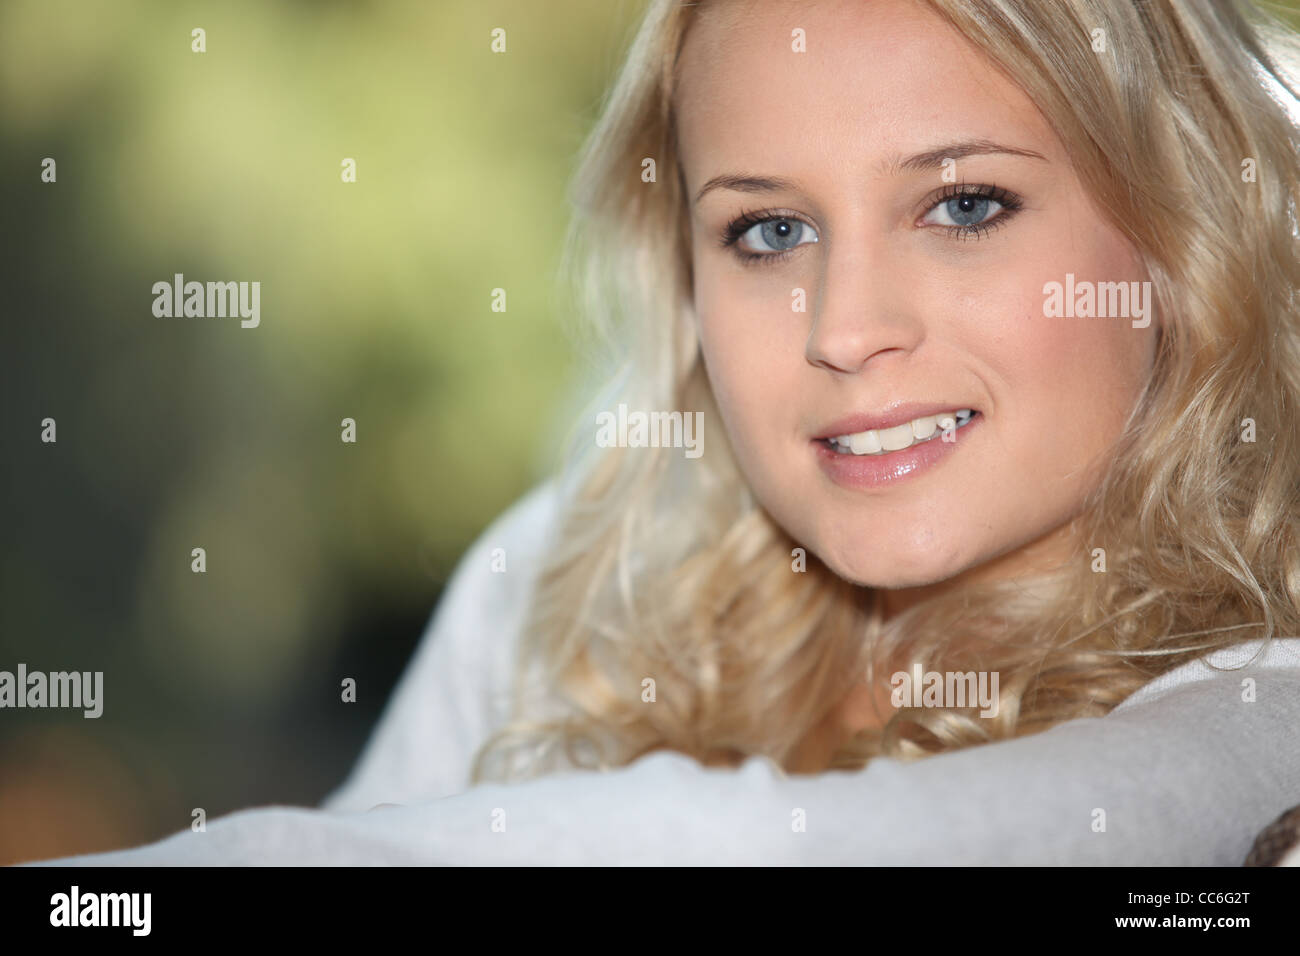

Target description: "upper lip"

left=812, top=402, right=977, bottom=439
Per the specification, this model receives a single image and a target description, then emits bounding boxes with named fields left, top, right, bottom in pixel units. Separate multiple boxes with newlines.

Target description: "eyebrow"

left=691, top=139, right=1048, bottom=205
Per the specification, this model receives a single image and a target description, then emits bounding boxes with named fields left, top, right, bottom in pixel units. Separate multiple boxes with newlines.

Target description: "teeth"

left=911, top=415, right=937, bottom=440
left=830, top=409, right=975, bottom=456
left=879, top=423, right=914, bottom=451
left=848, top=429, right=881, bottom=454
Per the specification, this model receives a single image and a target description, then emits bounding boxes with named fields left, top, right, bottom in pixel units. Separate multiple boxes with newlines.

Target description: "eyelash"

left=717, top=183, right=1025, bottom=267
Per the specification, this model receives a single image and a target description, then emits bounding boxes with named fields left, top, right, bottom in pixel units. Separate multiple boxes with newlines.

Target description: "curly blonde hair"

left=471, top=0, right=1300, bottom=783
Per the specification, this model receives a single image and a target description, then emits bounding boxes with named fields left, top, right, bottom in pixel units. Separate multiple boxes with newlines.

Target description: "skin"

left=672, top=0, right=1160, bottom=745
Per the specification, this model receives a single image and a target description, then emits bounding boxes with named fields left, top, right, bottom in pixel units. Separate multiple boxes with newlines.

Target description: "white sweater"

left=35, top=481, right=1300, bottom=865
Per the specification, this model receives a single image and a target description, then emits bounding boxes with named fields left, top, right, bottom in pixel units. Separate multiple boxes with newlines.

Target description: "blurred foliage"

left=0, top=0, right=644, bottom=862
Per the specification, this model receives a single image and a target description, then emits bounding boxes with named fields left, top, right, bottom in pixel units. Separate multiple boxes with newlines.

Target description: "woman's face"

left=674, top=0, right=1159, bottom=607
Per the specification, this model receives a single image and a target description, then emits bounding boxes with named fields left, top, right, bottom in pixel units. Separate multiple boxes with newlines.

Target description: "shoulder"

left=445, top=478, right=563, bottom=609
left=1112, top=636, right=1300, bottom=713
left=404, top=478, right=563, bottom=686
left=414, top=474, right=566, bottom=703
left=485, top=479, right=562, bottom=558
left=445, top=478, right=559, bottom=678
left=319, top=479, right=564, bottom=810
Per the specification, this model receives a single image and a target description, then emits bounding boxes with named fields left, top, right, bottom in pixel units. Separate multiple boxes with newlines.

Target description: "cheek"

left=971, top=282, right=1151, bottom=493
left=967, top=224, right=1152, bottom=440
left=694, top=269, right=804, bottom=447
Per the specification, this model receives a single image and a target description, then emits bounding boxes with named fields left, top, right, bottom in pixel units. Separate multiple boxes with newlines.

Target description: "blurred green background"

left=0, top=0, right=644, bottom=864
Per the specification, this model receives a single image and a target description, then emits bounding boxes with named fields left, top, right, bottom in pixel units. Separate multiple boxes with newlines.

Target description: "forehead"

left=673, top=0, right=1058, bottom=182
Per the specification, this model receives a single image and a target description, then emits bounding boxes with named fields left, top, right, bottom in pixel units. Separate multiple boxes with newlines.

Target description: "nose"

left=804, top=234, right=926, bottom=374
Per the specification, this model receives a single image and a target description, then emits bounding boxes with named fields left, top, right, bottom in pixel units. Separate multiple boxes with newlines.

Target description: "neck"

left=877, top=514, right=1084, bottom=624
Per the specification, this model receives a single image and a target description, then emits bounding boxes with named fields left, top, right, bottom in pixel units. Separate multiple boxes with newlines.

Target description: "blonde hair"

left=471, top=0, right=1300, bottom=782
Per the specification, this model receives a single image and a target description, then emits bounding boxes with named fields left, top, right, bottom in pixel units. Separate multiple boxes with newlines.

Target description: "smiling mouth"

left=820, top=409, right=979, bottom=456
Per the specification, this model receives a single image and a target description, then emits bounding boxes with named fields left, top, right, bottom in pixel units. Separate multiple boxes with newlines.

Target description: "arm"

left=39, top=639, right=1300, bottom=865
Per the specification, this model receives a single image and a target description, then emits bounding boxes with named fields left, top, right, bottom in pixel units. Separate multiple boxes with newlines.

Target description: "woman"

left=45, top=0, right=1300, bottom=864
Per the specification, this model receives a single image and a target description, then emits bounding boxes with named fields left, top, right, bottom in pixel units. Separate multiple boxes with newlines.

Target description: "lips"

left=813, top=403, right=980, bottom=440
left=826, top=409, right=978, bottom=456
left=812, top=406, right=982, bottom=489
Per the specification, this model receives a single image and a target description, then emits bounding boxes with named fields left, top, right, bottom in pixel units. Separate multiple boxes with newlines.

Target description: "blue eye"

left=740, top=218, right=817, bottom=253
left=936, top=195, right=993, bottom=226
left=721, top=210, right=819, bottom=264
left=718, top=185, right=1022, bottom=266
left=921, top=185, right=1023, bottom=237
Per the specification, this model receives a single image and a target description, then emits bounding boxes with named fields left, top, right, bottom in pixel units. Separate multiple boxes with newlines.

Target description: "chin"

left=812, top=523, right=972, bottom=590
left=824, top=557, right=952, bottom=590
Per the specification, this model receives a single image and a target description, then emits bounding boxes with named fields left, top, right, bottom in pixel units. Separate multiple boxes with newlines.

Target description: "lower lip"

left=812, top=413, right=981, bottom=490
